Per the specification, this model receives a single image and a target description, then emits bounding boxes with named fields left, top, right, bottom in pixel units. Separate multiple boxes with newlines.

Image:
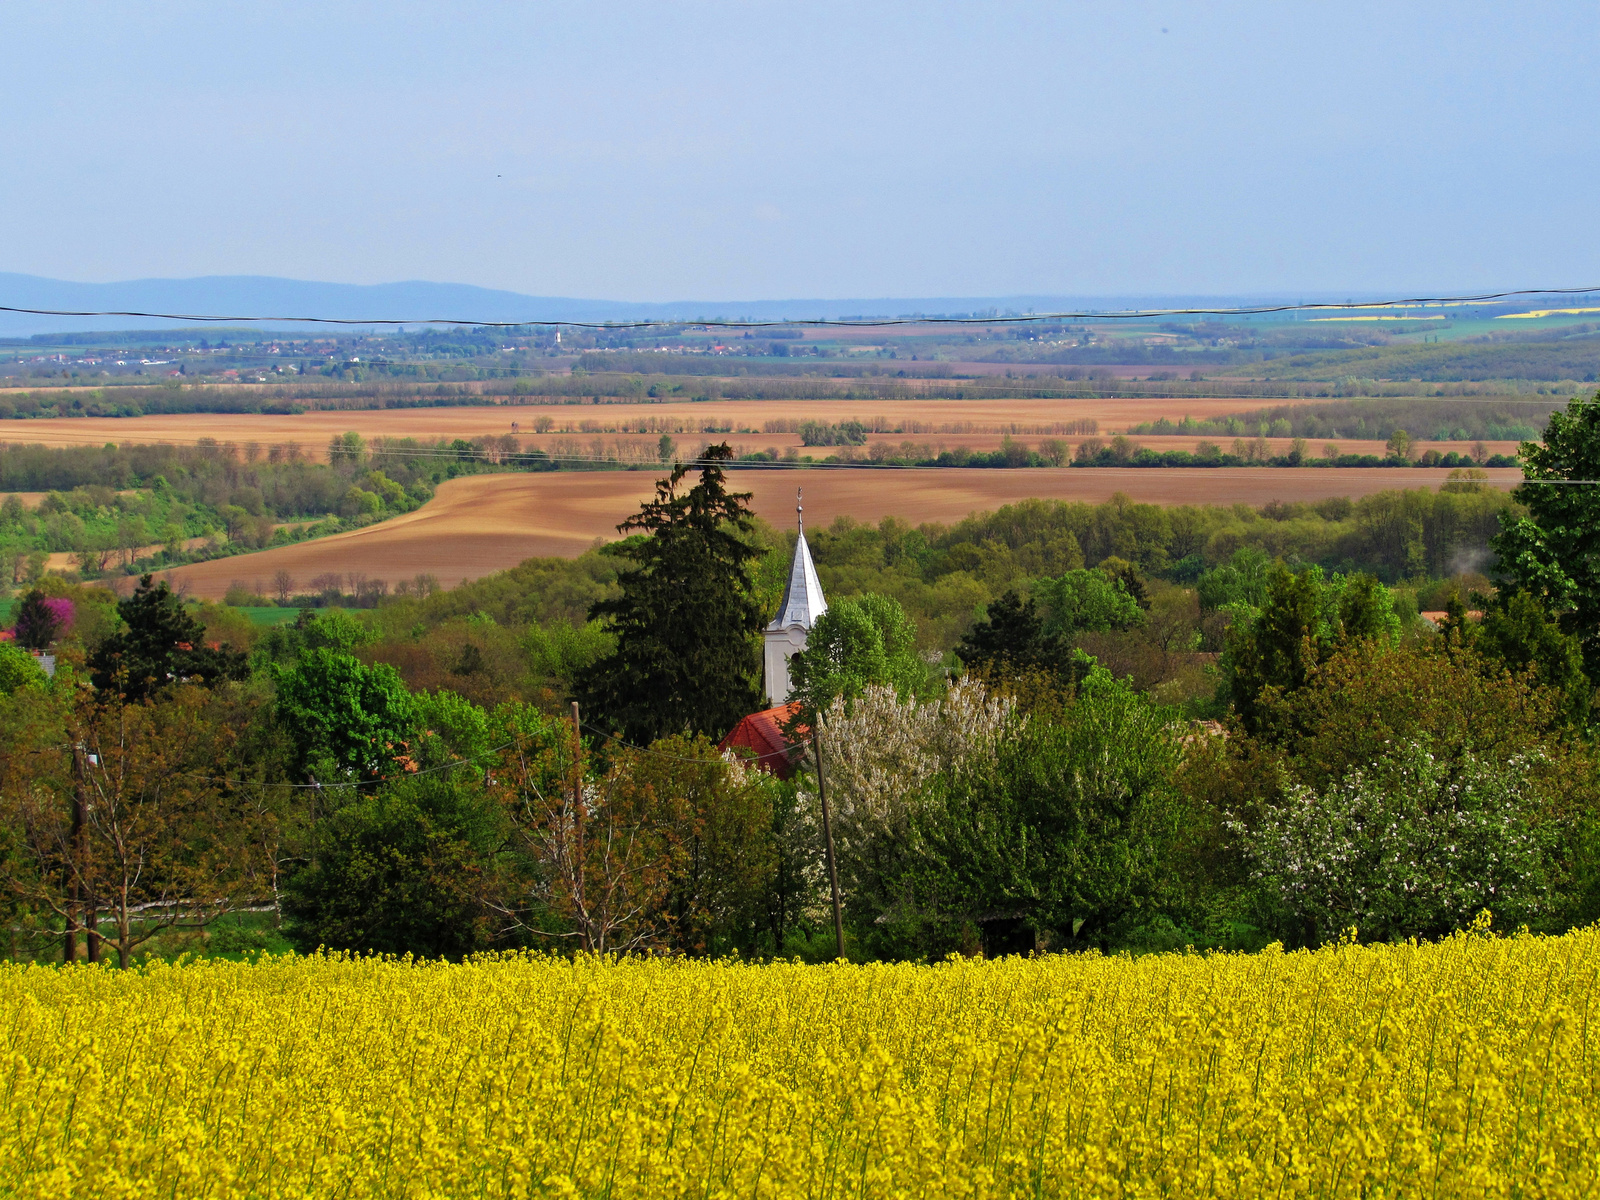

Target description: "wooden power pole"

left=813, top=732, right=846, bottom=961
left=570, top=701, right=586, bottom=949
left=73, top=744, right=100, bottom=964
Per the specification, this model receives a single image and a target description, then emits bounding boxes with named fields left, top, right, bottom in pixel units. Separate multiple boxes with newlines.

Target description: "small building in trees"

left=719, top=700, right=804, bottom=779
left=763, top=493, right=827, bottom=704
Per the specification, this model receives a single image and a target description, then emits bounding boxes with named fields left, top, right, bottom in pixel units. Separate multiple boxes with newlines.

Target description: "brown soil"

left=159, top=466, right=1522, bottom=600
left=0, top=397, right=1306, bottom=456
left=536, top=433, right=1520, bottom=462
left=0, top=404, right=1510, bottom=470
left=0, top=403, right=1524, bottom=473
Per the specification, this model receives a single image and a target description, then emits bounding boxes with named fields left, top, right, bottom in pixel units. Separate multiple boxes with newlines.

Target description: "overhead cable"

left=5, top=285, right=1600, bottom=330
left=580, top=721, right=812, bottom=764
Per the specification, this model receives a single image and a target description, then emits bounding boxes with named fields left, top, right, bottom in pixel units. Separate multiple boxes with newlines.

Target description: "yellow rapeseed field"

left=4, top=921, right=1599, bottom=1198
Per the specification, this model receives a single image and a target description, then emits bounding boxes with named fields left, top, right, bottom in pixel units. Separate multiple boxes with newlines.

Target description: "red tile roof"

left=720, top=702, right=806, bottom=779
left=1420, top=610, right=1482, bottom=628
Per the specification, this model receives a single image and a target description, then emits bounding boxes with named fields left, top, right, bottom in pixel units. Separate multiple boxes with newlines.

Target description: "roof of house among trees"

left=719, top=701, right=804, bottom=778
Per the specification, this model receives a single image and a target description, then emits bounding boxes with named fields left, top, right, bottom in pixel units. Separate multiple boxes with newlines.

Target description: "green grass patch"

left=234, top=606, right=302, bottom=627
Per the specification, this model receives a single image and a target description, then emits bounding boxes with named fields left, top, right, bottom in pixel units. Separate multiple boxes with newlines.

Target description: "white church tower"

left=764, top=489, right=826, bottom=703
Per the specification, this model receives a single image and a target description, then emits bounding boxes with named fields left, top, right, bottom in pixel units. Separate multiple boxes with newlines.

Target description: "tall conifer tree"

left=1492, top=391, right=1600, bottom=684
left=89, top=575, right=247, bottom=700
left=577, top=444, right=764, bottom=743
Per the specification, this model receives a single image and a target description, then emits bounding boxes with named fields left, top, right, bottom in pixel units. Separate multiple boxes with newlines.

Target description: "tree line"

left=6, top=397, right=1600, bottom=964
left=312, top=475, right=1517, bottom=717
left=0, top=436, right=451, bottom=583
left=1136, top=396, right=1556, bottom=444
left=0, top=431, right=624, bottom=584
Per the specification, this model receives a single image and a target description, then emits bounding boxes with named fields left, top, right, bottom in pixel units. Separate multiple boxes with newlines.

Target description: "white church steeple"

left=764, top=488, right=826, bottom=703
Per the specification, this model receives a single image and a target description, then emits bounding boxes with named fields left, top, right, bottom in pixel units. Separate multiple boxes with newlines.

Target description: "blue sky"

left=3, top=2, right=1597, bottom=300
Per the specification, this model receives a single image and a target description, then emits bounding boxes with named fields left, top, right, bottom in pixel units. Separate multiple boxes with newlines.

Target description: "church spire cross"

left=797, top=487, right=803, bottom=536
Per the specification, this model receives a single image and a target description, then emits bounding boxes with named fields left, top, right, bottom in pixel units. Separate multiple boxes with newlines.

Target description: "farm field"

left=0, top=396, right=1305, bottom=453
left=43, top=535, right=209, bottom=575
left=161, top=465, right=1521, bottom=598
left=527, top=433, right=1517, bottom=462
left=6, top=927, right=1597, bottom=1198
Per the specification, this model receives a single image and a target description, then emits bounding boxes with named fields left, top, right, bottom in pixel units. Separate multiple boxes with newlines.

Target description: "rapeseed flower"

left=3, top=920, right=1596, bottom=1197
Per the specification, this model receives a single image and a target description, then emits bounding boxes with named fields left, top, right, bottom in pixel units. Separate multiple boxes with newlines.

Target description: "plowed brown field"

left=0, top=405, right=1522, bottom=474
left=160, top=466, right=1522, bottom=600
left=0, top=397, right=1290, bottom=454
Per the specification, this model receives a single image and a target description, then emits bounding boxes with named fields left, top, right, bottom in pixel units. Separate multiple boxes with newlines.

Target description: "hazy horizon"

left=4, top=2, right=1598, bottom=300
left=3, top=271, right=1544, bottom=337
left=0, top=269, right=1538, bottom=305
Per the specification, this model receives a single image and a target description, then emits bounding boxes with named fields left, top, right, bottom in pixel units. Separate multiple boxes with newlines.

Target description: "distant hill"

left=0, top=274, right=641, bottom=337
left=0, top=273, right=1296, bottom=337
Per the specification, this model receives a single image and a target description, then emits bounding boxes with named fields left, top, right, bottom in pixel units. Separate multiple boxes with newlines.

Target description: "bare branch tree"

left=0, top=687, right=270, bottom=966
left=489, top=720, right=672, bottom=953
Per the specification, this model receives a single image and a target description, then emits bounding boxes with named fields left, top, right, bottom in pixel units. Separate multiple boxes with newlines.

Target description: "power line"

left=4, top=285, right=1600, bottom=330
left=580, top=721, right=812, bottom=765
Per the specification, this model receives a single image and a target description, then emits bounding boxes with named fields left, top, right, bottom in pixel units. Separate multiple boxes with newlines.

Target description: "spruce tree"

left=11, top=589, right=64, bottom=650
left=1492, top=391, right=1600, bottom=683
left=576, top=444, right=764, bottom=743
left=89, top=575, right=248, bottom=700
left=957, top=590, right=1063, bottom=676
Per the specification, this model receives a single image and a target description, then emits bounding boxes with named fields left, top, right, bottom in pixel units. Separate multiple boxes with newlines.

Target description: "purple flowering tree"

left=13, top=591, right=72, bottom=650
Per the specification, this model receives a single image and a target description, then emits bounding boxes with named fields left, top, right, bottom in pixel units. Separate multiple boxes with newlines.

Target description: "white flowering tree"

left=1237, top=739, right=1554, bottom=943
left=797, top=669, right=1191, bottom=955
left=792, top=679, right=1015, bottom=922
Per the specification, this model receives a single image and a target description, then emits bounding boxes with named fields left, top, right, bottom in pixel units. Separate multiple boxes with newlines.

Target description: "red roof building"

left=1420, top=610, right=1482, bottom=628
left=719, top=702, right=805, bottom=778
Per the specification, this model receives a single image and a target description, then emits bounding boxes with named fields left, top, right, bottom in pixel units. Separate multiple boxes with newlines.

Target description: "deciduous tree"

left=490, top=707, right=671, bottom=953
left=887, top=671, right=1186, bottom=955
left=789, top=592, right=926, bottom=718
left=0, top=643, right=45, bottom=695
left=1239, top=739, right=1555, bottom=944
left=1033, top=567, right=1144, bottom=636
left=272, top=648, right=417, bottom=781
left=0, top=684, right=269, bottom=966
left=282, top=772, right=504, bottom=959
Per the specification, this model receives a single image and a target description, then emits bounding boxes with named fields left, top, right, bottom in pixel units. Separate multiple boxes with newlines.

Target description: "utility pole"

left=64, top=743, right=87, bottom=964
left=813, top=732, right=846, bottom=961
left=72, top=744, right=100, bottom=964
left=570, top=701, right=587, bottom=950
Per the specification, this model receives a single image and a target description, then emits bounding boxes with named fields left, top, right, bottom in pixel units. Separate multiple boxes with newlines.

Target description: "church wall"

left=763, top=625, right=809, bottom=704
